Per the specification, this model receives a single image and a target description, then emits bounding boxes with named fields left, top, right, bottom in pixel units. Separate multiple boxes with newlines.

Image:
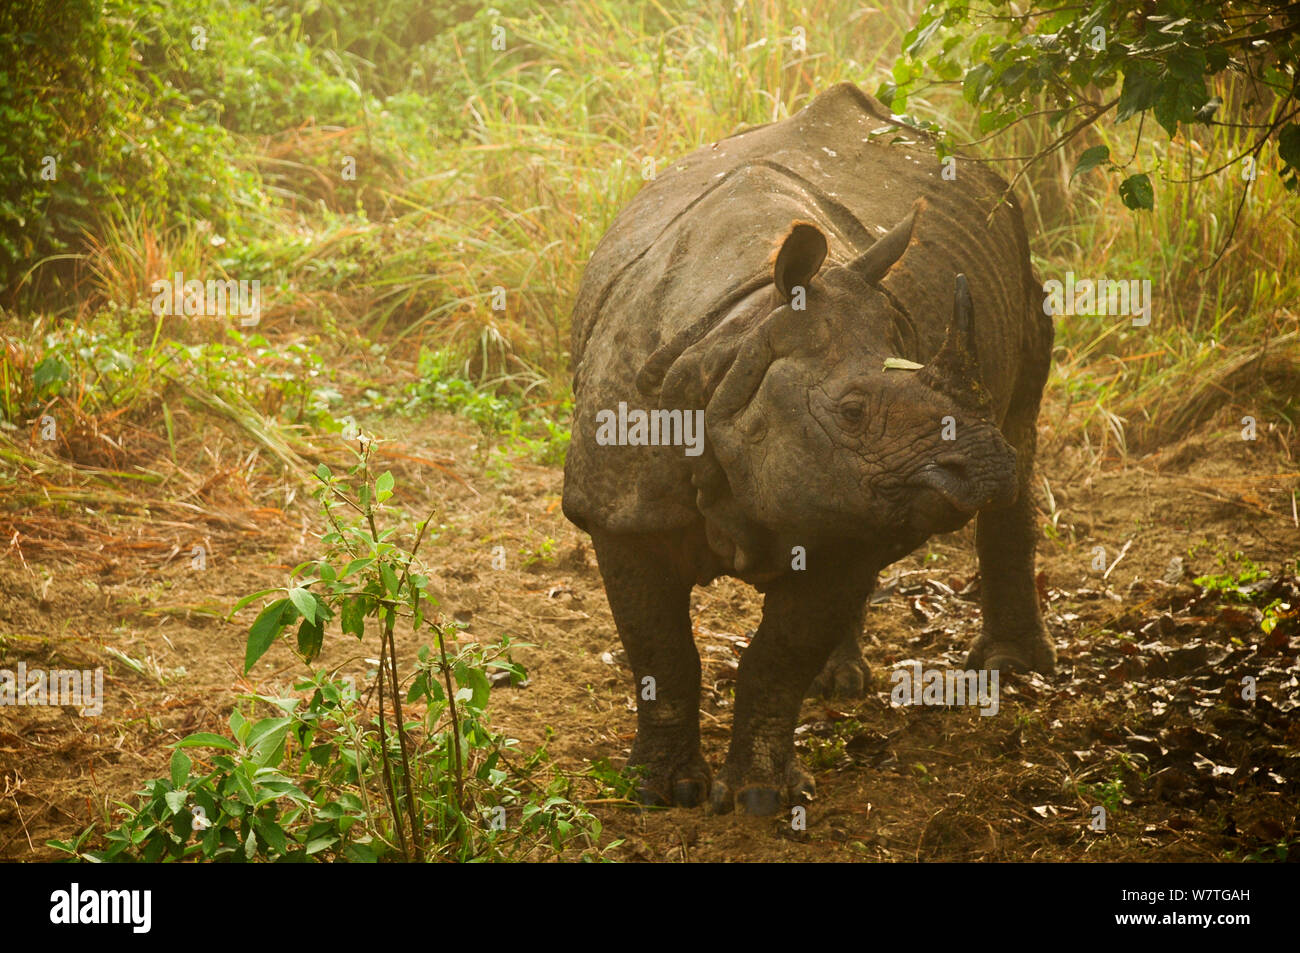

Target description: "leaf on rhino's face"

left=882, top=357, right=925, bottom=371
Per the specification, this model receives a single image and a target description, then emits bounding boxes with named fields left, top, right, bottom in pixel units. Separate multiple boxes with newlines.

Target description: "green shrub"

left=49, top=451, right=612, bottom=861
left=0, top=0, right=264, bottom=299
left=0, top=0, right=108, bottom=281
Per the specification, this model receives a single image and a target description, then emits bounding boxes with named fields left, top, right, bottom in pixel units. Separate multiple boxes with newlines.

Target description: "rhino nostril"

left=910, top=454, right=983, bottom=514
left=932, top=454, right=970, bottom=483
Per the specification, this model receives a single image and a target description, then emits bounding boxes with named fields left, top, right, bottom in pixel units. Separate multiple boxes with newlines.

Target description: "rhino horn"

left=848, top=201, right=919, bottom=285
left=920, top=273, right=992, bottom=414
left=951, top=272, right=975, bottom=350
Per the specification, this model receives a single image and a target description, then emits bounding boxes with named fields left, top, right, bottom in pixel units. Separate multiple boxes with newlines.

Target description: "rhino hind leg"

left=713, top=552, right=878, bottom=816
left=807, top=596, right=873, bottom=699
left=590, top=529, right=711, bottom=807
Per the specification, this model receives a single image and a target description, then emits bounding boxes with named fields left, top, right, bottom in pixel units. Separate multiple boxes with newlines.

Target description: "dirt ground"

left=1, top=401, right=1297, bottom=862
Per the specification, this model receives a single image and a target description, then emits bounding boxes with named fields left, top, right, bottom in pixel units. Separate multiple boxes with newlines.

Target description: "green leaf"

left=32, top=355, right=70, bottom=393
left=344, top=842, right=381, bottom=862
left=317, top=802, right=346, bottom=820
left=904, top=10, right=943, bottom=58
left=305, top=835, right=338, bottom=855
left=245, top=598, right=291, bottom=671
left=169, top=749, right=192, bottom=788
left=288, top=587, right=317, bottom=623
left=175, top=732, right=238, bottom=751
left=297, top=615, right=325, bottom=662
left=963, top=63, right=995, bottom=104
left=934, top=58, right=962, bottom=82
left=1278, top=123, right=1300, bottom=172
left=1071, top=145, right=1110, bottom=181
left=340, top=557, right=373, bottom=578
left=229, top=587, right=280, bottom=617
left=1165, top=45, right=1207, bottom=86
left=256, top=779, right=307, bottom=804
left=340, top=594, right=367, bottom=638
left=488, top=658, right=528, bottom=683
left=381, top=563, right=399, bottom=597
left=315, top=463, right=331, bottom=481
left=1116, top=64, right=1160, bottom=122
left=1119, top=173, right=1154, bottom=211
left=407, top=672, right=428, bottom=703
left=244, top=717, right=292, bottom=750
left=375, top=471, right=394, bottom=501
left=163, top=790, right=189, bottom=814
left=254, top=818, right=290, bottom=856
left=246, top=718, right=292, bottom=767
left=1152, top=76, right=1205, bottom=138
left=458, top=665, right=492, bottom=710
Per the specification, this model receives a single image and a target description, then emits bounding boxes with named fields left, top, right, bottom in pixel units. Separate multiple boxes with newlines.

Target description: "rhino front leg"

left=590, top=530, right=711, bottom=807
left=966, top=365, right=1056, bottom=673
left=966, top=493, right=1056, bottom=673
left=713, top=556, right=877, bottom=816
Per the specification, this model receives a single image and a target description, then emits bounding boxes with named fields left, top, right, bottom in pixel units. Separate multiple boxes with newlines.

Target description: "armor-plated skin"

left=563, top=83, right=1055, bottom=815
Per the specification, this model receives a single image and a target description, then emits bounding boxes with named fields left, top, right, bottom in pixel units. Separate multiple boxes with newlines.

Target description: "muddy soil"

left=1, top=406, right=1297, bottom=862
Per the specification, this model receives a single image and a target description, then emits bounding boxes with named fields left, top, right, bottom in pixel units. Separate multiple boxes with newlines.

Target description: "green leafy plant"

left=1194, top=551, right=1270, bottom=597
left=883, top=1, right=1300, bottom=210
left=404, top=346, right=573, bottom=467
left=1242, top=838, right=1292, bottom=863
left=405, top=346, right=519, bottom=436
left=49, top=447, right=612, bottom=861
left=1081, top=776, right=1126, bottom=817
left=585, top=757, right=641, bottom=802
left=519, top=535, right=558, bottom=570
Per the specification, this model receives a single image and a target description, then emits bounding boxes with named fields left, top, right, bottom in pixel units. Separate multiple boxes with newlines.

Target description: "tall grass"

left=359, top=0, right=923, bottom=378
left=5, top=0, right=1297, bottom=490
left=358, top=0, right=1298, bottom=456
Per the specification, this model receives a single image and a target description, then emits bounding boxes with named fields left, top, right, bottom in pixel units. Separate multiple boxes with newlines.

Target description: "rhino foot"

left=708, top=759, right=814, bottom=817
left=627, top=746, right=712, bottom=809
left=809, top=650, right=871, bottom=699
left=964, top=631, right=1056, bottom=674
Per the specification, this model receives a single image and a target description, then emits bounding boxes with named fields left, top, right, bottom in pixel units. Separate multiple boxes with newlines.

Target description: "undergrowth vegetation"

left=3, top=0, right=1296, bottom=476
left=50, top=452, right=610, bottom=861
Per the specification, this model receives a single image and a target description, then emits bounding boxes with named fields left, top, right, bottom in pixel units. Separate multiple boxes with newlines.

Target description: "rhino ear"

left=772, top=222, right=827, bottom=300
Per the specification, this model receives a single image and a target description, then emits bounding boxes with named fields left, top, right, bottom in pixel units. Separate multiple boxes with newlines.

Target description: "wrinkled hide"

left=564, top=83, right=1049, bottom=580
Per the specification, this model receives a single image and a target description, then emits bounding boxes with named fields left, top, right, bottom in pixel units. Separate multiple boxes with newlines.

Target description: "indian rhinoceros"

left=562, top=82, right=1055, bottom=816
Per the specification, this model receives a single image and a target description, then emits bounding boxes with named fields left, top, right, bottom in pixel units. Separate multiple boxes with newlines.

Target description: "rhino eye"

left=838, top=400, right=865, bottom=425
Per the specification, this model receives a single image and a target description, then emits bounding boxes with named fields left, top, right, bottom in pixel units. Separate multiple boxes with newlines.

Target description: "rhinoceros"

left=562, top=82, right=1055, bottom=815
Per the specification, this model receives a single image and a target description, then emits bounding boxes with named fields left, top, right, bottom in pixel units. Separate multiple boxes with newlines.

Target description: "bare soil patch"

left=2, top=407, right=1296, bottom=862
